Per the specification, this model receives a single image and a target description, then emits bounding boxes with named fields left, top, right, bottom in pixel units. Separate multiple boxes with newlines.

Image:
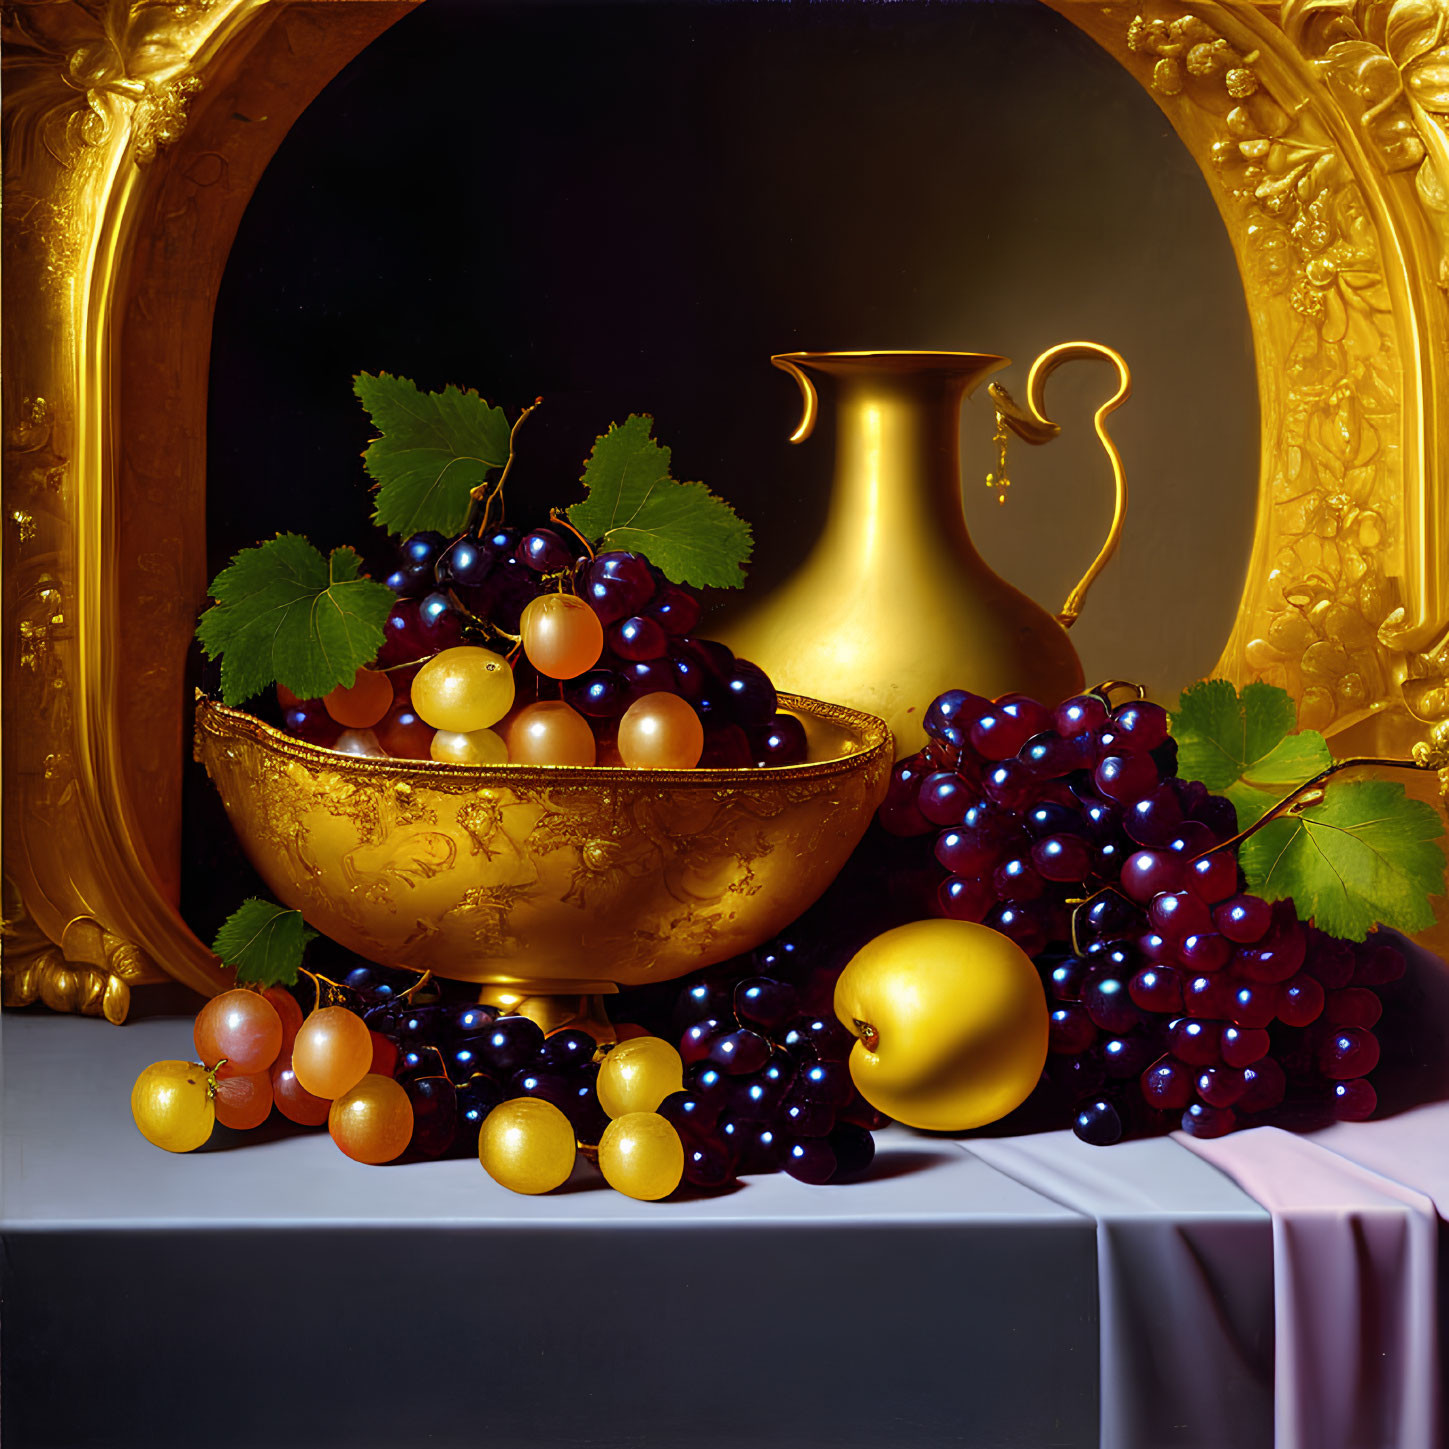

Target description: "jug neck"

left=787, top=354, right=1006, bottom=569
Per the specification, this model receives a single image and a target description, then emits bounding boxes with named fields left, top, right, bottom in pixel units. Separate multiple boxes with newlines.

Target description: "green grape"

left=131, top=1060, right=215, bottom=1153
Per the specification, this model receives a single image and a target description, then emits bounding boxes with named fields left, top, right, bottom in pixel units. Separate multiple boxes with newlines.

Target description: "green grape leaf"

left=566, top=414, right=753, bottom=588
left=195, top=533, right=394, bottom=705
left=355, top=371, right=511, bottom=537
left=1239, top=779, right=1446, bottom=940
left=1171, top=679, right=1328, bottom=790
left=211, top=898, right=316, bottom=988
left=1172, top=679, right=1332, bottom=832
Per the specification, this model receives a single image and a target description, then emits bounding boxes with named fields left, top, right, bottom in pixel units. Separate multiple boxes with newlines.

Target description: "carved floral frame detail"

left=4, top=0, right=1447, bottom=1017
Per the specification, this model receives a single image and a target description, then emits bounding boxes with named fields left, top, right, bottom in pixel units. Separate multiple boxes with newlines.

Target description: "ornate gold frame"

left=4, top=0, right=1447, bottom=1018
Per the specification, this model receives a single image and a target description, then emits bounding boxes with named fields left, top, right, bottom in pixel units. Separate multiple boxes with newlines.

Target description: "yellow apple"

left=833, top=918, right=1049, bottom=1131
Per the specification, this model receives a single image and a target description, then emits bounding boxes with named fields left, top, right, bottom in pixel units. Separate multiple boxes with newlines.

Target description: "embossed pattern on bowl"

left=194, top=693, right=892, bottom=990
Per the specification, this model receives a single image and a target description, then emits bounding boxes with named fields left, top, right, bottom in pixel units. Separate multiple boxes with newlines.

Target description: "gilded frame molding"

left=3, top=0, right=1446, bottom=1017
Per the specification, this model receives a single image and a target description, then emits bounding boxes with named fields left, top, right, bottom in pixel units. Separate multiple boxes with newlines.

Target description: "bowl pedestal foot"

left=476, top=980, right=619, bottom=1043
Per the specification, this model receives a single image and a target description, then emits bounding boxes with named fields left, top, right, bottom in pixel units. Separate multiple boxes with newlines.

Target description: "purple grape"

left=1237, top=1057, right=1286, bottom=1113
left=924, top=688, right=990, bottom=751
left=1121, top=850, right=1187, bottom=903
left=1169, top=1017, right=1221, bottom=1066
left=733, top=978, right=798, bottom=1033
left=610, top=615, right=668, bottom=661
left=1323, top=987, right=1383, bottom=1029
left=1214, top=894, right=1272, bottom=944
left=536, top=1028, right=598, bottom=1072
left=405, top=1075, right=458, bottom=1157
left=1074, top=1097, right=1124, bottom=1145
left=1049, top=1005, right=1096, bottom=1055
left=1180, top=1102, right=1237, bottom=1138
left=780, top=1095, right=835, bottom=1138
left=1054, top=694, right=1109, bottom=736
left=1083, top=973, right=1147, bottom=1034
left=1049, top=956, right=1090, bottom=1002
left=646, top=583, right=700, bottom=637
left=476, top=1015, right=545, bottom=1077
left=918, top=772, right=974, bottom=826
left=787, top=1014, right=855, bottom=1063
left=1220, top=1025, right=1270, bottom=1067
left=1331, top=1078, right=1376, bottom=1120
left=982, top=760, right=1035, bottom=810
left=935, top=825, right=1000, bottom=876
left=1102, top=1034, right=1157, bottom=1079
left=1149, top=890, right=1213, bottom=942
left=749, top=713, right=808, bottom=767
left=435, top=536, right=493, bottom=590
left=1276, top=973, right=1325, bottom=1027
left=782, top=1136, right=837, bottom=1184
left=517, top=528, right=572, bottom=572
left=510, top=1068, right=577, bottom=1112
left=828, top=1123, right=876, bottom=1178
left=795, top=1059, right=854, bottom=1107
left=708, top=1029, right=772, bottom=1076
left=658, top=1088, right=717, bottom=1136
left=565, top=669, right=628, bottom=719
left=1110, top=700, right=1169, bottom=752
left=724, top=661, right=777, bottom=726
left=1123, top=786, right=1184, bottom=847
left=1182, top=973, right=1232, bottom=1019
left=456, top=1073, right=504, bottom=1134
left=1318, top=1027, right=1380, bottom=1079
left=1031, top=834, right=1092, bottom=881
left=1019, top=731, right=1086, bottom=778
left=1228, top=982, right=1277, bottom=1030
left=1195, top=1065, right=1247, bottom=1108
left=683, top=1138, right=736, bottom=1187
left=992, top=856, right=1044, bottom=902
left=1179, top=932, right=1232, bottom=972
left=1094, top=753, right=1160, bottom=804
left=1141, top=1056, right=1194, bottom=1110
left=1129, top=966, right=1183, bottom=1013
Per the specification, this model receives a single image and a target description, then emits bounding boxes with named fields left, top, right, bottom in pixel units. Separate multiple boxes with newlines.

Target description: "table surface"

left=3, top=996, right=1445, bottom=1449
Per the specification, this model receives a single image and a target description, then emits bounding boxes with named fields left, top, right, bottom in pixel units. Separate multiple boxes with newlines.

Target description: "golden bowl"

left=194, top=692, right=891, bottom=1025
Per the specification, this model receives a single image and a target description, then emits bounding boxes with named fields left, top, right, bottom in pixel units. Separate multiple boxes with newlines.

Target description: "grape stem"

left=298, top=968, right=350, bottom=1013
left=549, top=508, right=596, bottom=563
left=1188, top=754, right=1440, bottom=864
left=1088, top=679, right=1147, bottom=707
left=473, top=396, right=544, bottom=533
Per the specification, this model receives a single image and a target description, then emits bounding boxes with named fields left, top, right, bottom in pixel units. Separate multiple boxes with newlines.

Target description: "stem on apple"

left=853, top=1018, right=879, bottom=1053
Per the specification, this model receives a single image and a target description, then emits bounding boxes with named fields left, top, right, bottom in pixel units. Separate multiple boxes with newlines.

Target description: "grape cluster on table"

left=277, top=524, right=806, bottom=770
left=879, top=686, right=1403, bottom=1144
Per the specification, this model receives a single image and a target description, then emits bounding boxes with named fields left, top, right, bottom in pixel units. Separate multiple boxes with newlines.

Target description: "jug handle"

left=772, top=356, right=820, bottom=443
left=987, top=341, right=1132, bottom=629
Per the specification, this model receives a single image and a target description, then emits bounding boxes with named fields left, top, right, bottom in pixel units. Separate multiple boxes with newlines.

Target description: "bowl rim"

left=194, top=690, right=892, bottom=788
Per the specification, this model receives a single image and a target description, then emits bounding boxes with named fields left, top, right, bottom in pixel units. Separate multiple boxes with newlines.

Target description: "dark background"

left=192, top=0, right=1259, bottom=937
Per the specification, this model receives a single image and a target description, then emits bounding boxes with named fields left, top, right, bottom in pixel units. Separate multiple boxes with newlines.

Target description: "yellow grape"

left=507, top=700, right=596, bottom=767
left=431, top=727, right=509, bottom=765
left=520, top=594, right=605, bottom=680
left=291, top=1006, right=373, bottom=1100
left=328, top=1074, right=414, bottom=1164
left=412, top=646, right=515, bottom=733
left=596, top=1036, right=683, bottom=1119
left=478, top=1098, right=577, bottom=1194
left=131, top=1060, right=215, bottom=1153
left=617, top=692, right=704, bottom=770
left=598, top=1113, right=685, bottom=1201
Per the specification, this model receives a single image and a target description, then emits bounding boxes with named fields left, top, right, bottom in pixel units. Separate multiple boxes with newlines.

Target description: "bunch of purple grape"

left=343, top=965, right=610, bottom=1156
left=881, top=687, right=1403, bottom=1144
left=653, top=942, right=885, bottom=1186
left=311, top=525, right=805, bottom=768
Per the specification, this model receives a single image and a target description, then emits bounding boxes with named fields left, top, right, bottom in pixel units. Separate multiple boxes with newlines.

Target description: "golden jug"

left=720, top=345, right=1131, bottom=758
